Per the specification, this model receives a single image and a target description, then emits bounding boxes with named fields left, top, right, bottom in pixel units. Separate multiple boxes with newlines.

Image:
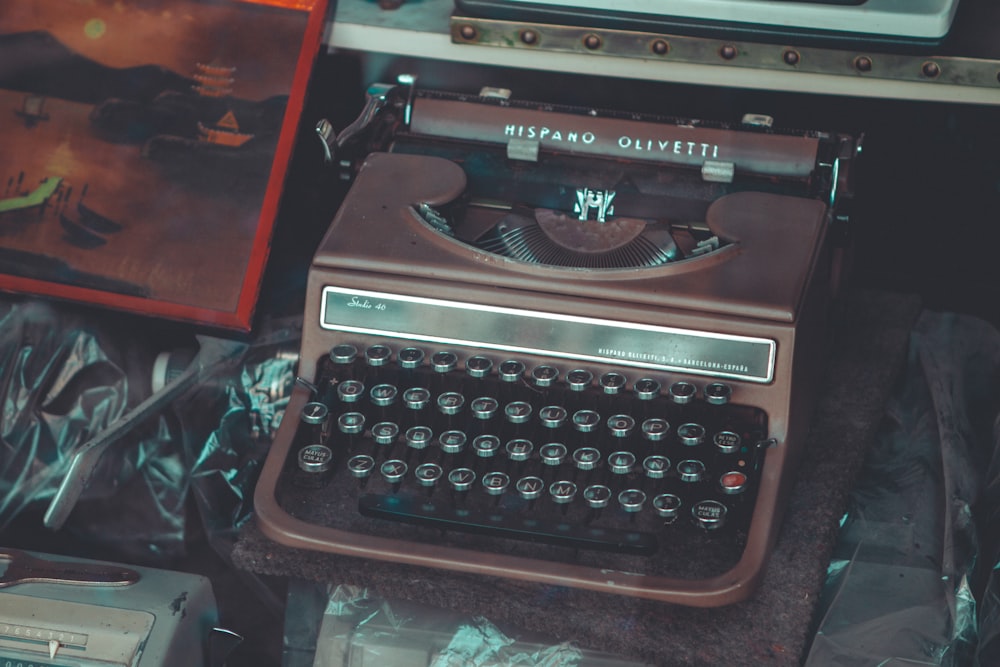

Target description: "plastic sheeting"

left=806, top=310, right=1000, bottom=666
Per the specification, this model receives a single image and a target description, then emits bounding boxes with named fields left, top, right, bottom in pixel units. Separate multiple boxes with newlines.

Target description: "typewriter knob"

left=599, top=372, right=627, bottom=395
left=692, top=499, right=727, bottom=530
left=398, top=347, right=425, bottom=369
left=583, top=484, right=612, bottom=509
left=432, top=351, right=458, bottom=373
left=566, top=369, right=593, bottom=392
left=365, top=344, right=392, bottom=367
left=704, top=382, right=732, bottom=405
left=618, top=489, right=647, bottom=513
left=499, top=360, right=526, bottom=383
left=330, top=344, right=358, bottom=365
left=482, top=472, right=510, bottom=496
left=669, top=381, right=697, bottom=405
left=531, top=365, right=559, bottom=388
left=466, top=355, right=493, bottom=378
left=633, top=378, right=661, bottom=401
left=549, top=480, right=578, bottom=504
left=515, top=476, right=545, bottom=500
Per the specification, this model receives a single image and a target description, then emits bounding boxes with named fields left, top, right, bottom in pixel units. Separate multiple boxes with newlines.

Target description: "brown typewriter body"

left=254, top=88, right=854, bottom=607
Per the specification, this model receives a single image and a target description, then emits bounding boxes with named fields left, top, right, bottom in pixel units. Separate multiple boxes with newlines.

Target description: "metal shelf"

left=326, top=0, right=1000, bottom=105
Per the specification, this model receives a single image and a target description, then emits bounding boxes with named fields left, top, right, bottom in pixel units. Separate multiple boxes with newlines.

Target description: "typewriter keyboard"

left=281, top=342, right=770, bottom=559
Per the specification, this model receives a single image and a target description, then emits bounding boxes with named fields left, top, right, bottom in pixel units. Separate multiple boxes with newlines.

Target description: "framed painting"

left=0, top=0, right=328, bottom=330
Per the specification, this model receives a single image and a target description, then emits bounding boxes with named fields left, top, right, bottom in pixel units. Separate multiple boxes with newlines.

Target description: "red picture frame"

left=0, top=0, right=328, bottom=331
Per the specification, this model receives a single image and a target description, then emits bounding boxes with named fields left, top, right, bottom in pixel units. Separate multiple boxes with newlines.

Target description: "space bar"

left=358, top=494, right=658, bottom=556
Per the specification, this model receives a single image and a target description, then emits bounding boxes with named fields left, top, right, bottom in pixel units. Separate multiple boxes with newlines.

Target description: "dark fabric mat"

left=234, top=289, right=921, bottom=666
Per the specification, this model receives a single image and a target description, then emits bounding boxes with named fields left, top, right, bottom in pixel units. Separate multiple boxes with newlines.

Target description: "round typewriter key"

left=365, top=344, right=392, bottom=367
left=330, top=344, right=358, bottom=365
left=618, top=489, right=647, bottom=513
left=448, top=467, right=476, bottom=492
left=566, top=369, right=593, bottom=392
left=398, top=347, right=425, bottom=369
left=539, top=405, right=568, bottom=429
left=471, top=396, right=499, bottom=420
left=653, top=493, right=682, bottom=519
left=677, top=459, right=706, bottom=483
left=572, top=447, right=601, bottom=471
left=437, top=392, right=465, bottom=415
left=704, top=382, right=732, bottom=405
left=531, top=365, right=559, bottom=387
left=608, top=451, right=636, bottom=475
left=347, top=454, right=375, bottom=479
left=483, top=471, right=510, bottom=495
left=720, top=471, right=749, bottom=495
left=504, top=401, right=532, bottom=424
left=584, top=484, right=612, bottom=509
left=473, top=434, right=501, bottom=458
left=607, top=414, right=636, bottom=438
left=466, top=355, right=493, bottom=378
left=405, top=426, right=433, bottom=450
left=714, top=430, right=742, bottom=454
left=572, top=409, right=601, bottom=433
left=298, top=444, right=333, bottom=474
left=599, top=372, right=627, bottom=394
left=505, top=438, right=534, bottom=462
left=369, top=383, right=398, bottom=407
left=403, top=387, right=431, bottom=410
left=499, top=360, right=525, bottom=382
left=337, top=380, right=365, bottom=403
left=634, top=378, right=661, bottom=401
left=677, top=423, right=706, bottom=446
left=516, top=475, right=545, bottom=500
left=415, top=462, right=443, bottom=487
left=540, top=442, right=567, bottom=466
left=668, top=381, right=697, bottom=405
left=549, top=480, right=578, bottom=504
left=692, top=499, right=727, bottom=530
left=431, top=350, right=458, bottom=373
left=380, top=459, right=408, bottom=484
left=371, top=422, right=400, bottom=446
left=338, top=412, right=366, bottom=435
left=642, top=455, right=671, bottom=479
left=301, top=401, right=329, bottom=425
left=439, top=430, right=468, bottom=454
left=641, top=418, right=670, bottom=442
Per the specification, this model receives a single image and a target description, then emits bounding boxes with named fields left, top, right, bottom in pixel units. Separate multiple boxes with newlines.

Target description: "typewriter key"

left=572, top=410, right=600, bottom=433
left=608, top=414, right=636, bottom=439
left=504, top=401, right=532, bottom=424
left=365, top=344, right=392, bottom=367
left=669, top=381, right=697, bottom=405
left=300, top=401, right=330, bottom=442
left=719, top=471, right=748, bottom=495
left=572, top=447, right=601, bottom=471
left=692, top=499, right=727, bottom=530
left=437, top=391, right=465, bottom=416
left=439, top=430, right=468, bottom=454
left=516, top=476, right=545, bottom=501
left=641, top=418, right=670, bottom=442
left=633, top=378, right=661, bottom=401
left=482, top=471, right=510, bottom=496
left=347, top=454, right=375, bottom=480
left=471, top=396, right=499, bottom=420
left=549, top=480, right=578, bottom=506
left=505, top=438, right=534, bottom=462
left=653, top=493, right=682, bottom=520
left=642, top=455, right=671, bottom=479
left=599, top=372, right=627, bottom=394
left=677, top=459, right=706, bottom=483
left=531, top=365, right=559, bottom=388
left=583, top=484, right=612, bottom=509
left=371, top=422, right=400, bottom=446
left=465, top=355, right=493, bottom=378
left=618, top=489, right=647, bottom=513
left=499, top=360, right=525, bottom=382
left=432, top=351, right=458, bottom=373
left=539, top=405, right=567, bottom=429
left=370, top=383, right=398, bottom=408
left=448, top=467, right=476, bottom=492
left=338, top=412, right=366, bottom=436
left=337, top=380, right=365, bottom=404
left=403, top=387, right=431, bottom=410
left=473, top=434, right=501, bottom=459
left=540, top=443, right=568, bottom=467
left=297, top=444, right=333, bottom=488
left=704, top=382, right=732, bottom=405
left=714, top=430, right=742, bottom=454
left=405, top=426, right=433, bottom=451
left=677, top=423, right=706, bottom=446
left=566, top=369, right=593, bottom=392
left=398, top=347, right=425, bottom=369
left=380, top=459, right=408, bottom=491
left=415, top=462, right=444, bottom=489
left=330, top=344, right=358, bottom=365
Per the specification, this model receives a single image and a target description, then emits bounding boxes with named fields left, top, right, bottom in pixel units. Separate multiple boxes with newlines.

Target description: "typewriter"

left=253, top=79, right=859, bottom=607
left=453, top=0, right=962, bottom=48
